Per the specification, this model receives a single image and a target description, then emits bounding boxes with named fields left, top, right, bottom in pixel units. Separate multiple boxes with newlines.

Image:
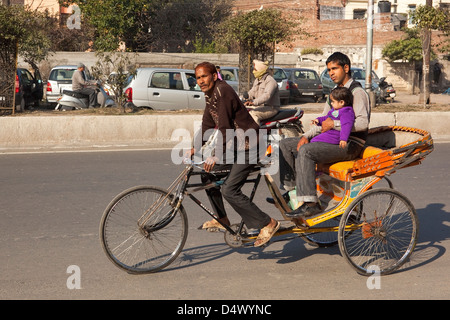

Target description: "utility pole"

left=422, top=0, right=433, bottom=108
left=365, top=0, right=375, bottom=108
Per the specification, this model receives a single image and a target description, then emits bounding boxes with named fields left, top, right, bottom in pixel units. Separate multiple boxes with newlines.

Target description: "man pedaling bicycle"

left=185, top=61, right=280, bottom=247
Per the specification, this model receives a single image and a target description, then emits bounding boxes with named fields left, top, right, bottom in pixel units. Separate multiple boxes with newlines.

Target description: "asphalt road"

left=1, top=144, right=449, bottom=302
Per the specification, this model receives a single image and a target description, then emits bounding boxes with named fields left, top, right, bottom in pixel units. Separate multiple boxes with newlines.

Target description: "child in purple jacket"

left=310, top=86, right=355, bottom=149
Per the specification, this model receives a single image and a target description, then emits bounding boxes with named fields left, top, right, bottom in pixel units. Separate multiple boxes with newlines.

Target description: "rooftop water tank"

left=378, top=1, right=391, bottom=13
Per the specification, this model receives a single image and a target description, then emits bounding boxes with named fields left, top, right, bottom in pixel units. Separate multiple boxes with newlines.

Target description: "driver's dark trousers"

left=76, top=87, right=97, bottom=108
left=201, top=150, right=271, bottom=230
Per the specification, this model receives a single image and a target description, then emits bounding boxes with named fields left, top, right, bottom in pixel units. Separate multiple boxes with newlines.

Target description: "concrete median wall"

left=0, top=112, right=448, bottom=152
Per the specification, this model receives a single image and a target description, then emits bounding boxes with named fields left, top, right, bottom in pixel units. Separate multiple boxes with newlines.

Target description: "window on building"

left=408, top=4, right=416, bottom=25
left=353, top=9, right=366, bottom=20
left=320, top=6, right=345, bottom=20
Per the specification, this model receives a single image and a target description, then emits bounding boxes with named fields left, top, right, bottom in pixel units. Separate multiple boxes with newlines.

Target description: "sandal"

left=254, top=220, right=281, bottom=247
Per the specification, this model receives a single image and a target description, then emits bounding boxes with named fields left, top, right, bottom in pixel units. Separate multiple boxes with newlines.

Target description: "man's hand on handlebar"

left=203, top=156, right=219, bottom=172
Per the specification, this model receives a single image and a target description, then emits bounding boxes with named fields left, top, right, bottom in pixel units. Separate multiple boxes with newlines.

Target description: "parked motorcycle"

left=377, top=77, right=396, bottom=103
left=55, top=83, right=115, bottom=111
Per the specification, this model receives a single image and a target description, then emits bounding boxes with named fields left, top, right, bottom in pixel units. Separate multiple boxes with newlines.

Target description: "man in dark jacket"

left=187, top=61, right=280, bottom=247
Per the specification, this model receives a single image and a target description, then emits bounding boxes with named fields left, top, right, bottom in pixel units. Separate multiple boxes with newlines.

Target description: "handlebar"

left=182, top=157, right=205, bottom=168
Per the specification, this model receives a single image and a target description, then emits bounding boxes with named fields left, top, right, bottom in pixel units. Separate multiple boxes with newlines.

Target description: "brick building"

left=231, top=0, right=446, bottom=51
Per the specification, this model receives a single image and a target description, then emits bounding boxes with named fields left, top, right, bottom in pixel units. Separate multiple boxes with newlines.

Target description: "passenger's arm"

left=351, top=88, right=370, bottom=132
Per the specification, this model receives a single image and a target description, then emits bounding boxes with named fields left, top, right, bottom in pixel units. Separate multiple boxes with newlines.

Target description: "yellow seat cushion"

left=361, top=146, right=384, bottom=158
left=317, top=146, right=385, bottom=181
left=324, top=161, right=355, bottom=180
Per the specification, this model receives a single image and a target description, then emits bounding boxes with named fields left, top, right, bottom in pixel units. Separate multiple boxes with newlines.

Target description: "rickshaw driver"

left=186, top=62, right=280, bottom=247
left=277, top=52, right=371, bottom=219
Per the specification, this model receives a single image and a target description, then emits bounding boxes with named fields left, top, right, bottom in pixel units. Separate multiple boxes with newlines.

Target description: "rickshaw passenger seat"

left=317, top=146, right=384, bottom=180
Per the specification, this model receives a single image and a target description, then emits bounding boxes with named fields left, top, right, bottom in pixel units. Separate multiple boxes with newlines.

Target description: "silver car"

left=124, top=68, right=205, bottom=110
left=320, top=67, right=380, bottom=95
left=219, top=66, right=239, bottom=93
left=273, top=67, right=290, bottom=105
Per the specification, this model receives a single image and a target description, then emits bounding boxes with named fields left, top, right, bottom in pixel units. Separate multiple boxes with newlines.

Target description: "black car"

left=284, top=68, right=324, bottom=103
left=15, top=67, right=44, bottom=111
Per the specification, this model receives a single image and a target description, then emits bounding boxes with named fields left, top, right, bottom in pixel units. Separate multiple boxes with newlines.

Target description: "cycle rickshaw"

left=99, top=126, right=434, bottom=276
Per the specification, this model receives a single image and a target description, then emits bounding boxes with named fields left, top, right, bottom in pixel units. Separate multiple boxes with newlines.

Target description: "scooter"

left=377, top=77, right=396, bottom=103
left=259, top=108, right=304, bottom=138
left=55, top=83, right=115, bottom=111
left=242, top=92, right=304, bottom=138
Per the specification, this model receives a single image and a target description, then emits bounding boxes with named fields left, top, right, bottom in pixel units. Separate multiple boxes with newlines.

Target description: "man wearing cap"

left=72, top=63, right=98, bottom=108
left=244, top=59, right=280, bottom=125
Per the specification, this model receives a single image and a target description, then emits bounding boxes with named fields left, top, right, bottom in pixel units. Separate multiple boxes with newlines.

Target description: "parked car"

left=284, top=68, right=324, bottom=103
left=209, top=66, right=289, bottom=104
left=320, top=67, right=380, bottom=95
left=220, top=66, right=239, bottom=93
left=273, top=67, right=290, bottom=105
left=15, top=67, right=44, bottom=111
left=103, top=71, right=131, bottom=98
left=124, top=68, right=205, bottom=110
left=46, top=65, right=92, bottom=104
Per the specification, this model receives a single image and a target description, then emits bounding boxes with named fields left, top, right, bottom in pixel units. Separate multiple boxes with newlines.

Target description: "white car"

left=124, top=68, right=205, bottom=110
left=46, top=65, right=91, bottom=104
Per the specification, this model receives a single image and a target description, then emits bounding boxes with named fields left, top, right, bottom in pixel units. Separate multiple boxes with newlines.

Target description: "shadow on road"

left=163, top=202, right=449, bottom=275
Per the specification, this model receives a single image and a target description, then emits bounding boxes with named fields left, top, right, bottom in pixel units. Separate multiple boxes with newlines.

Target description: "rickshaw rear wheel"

left=338, top=188, right=418, bottom=276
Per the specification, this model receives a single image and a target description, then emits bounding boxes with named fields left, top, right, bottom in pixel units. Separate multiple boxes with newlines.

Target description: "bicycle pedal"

left=199, top=227, right=225, bottom=233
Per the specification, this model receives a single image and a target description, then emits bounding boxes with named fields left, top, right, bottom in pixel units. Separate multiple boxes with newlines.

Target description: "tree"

left=61, top=0, right=149, bottom=51
left=61, top=0, right=233, bottom=52
left=411, top=2, right=449, bottom=107
left=219, top=8, right=306, bottom=94
left=0, top=4, right=52, bottom=112
left=382, top=28, right=423, bottom=63
left=90, top=51, right=137, bottom=112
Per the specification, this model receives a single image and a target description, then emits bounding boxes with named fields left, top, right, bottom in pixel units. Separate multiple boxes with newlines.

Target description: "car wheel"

left=16, top=97, right=25, bottom=112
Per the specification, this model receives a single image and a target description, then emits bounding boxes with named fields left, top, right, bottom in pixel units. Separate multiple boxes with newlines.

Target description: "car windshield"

left=352, top=69, right=379, bottom=81
left=18, top=69, right=34, bottom=83
left=221, top=69, right=237, bottom=81
left=294, top=70, right=319, bottom=80
left=273, top=68, right=287, bottom=81
left=49, top=69, right=76, bottom=81
left=108, top=72, right=131, bottom=87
